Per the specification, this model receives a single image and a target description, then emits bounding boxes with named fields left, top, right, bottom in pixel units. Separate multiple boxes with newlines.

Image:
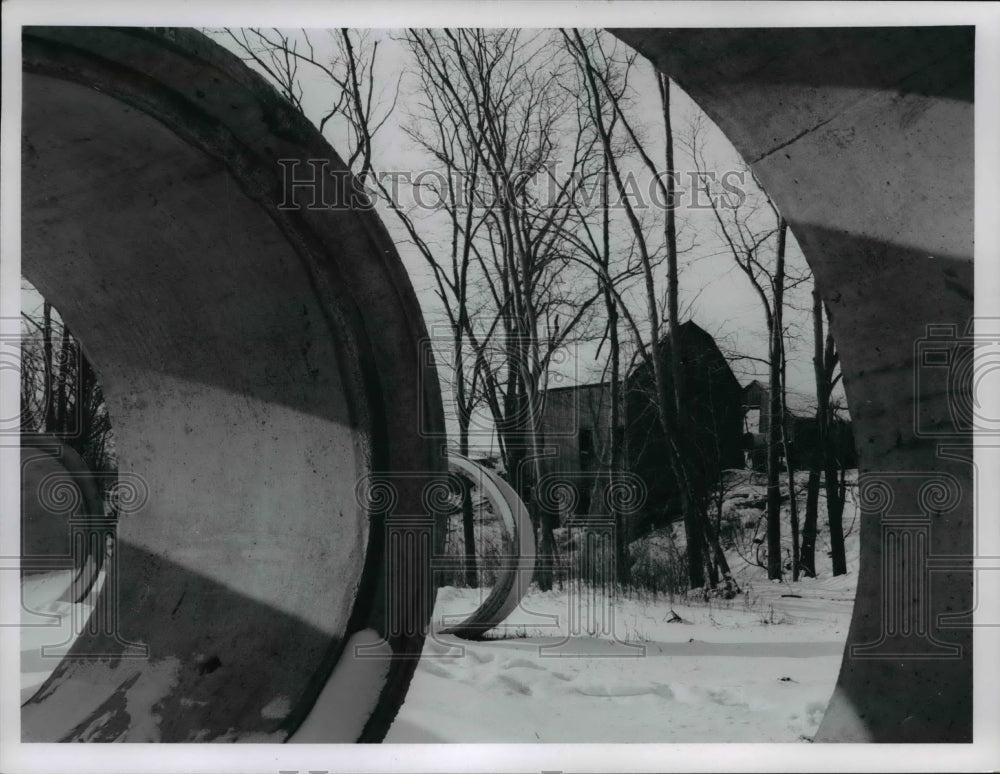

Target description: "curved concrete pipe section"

left=439, top=453, right=535, bottom=639
left=613, top=27, right=974, bottom=741
left=20, top=435, right=112, bottom=703
left=20, top=27, right=445, bottom=742
left=20, top=434, right=108, bottom=620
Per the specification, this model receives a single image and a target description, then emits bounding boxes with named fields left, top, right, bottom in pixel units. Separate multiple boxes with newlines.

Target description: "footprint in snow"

left=418, top=659, right=454, bottom=679
left=494, top=673, right=533, bottom=695
left=652, top=683, right=675, bottom=700
left=502, top=657, right=545, bottom=670
left=423, top=638, right=462, bottom=658
left=467, top=649, right=495, bottom=665
left=706, top=687, right=749, bottom=708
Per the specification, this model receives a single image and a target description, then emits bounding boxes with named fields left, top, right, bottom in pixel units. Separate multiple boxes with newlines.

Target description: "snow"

left=386, top=474, right=860, bottom=743
left=20, top=567, right=107, bottom=704
left=288, top=628, right=392, bottom=743
left=18, top=471, right=860, bottom=744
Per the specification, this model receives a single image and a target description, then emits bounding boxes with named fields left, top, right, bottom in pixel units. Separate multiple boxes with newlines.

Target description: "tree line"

left=222, top=29, right=857, bottom=589
left=20, top=284, right=117, bottom=484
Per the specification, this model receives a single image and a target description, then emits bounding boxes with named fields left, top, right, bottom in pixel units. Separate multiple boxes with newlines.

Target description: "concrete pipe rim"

left=439, top=452, right=536, bottom=640
left=20, top=26, right=445, bottom=743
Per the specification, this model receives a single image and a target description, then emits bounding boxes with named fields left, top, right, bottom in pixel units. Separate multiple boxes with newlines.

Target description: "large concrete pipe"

left=438, top=453, right=535, bottom=639
left=20, top=434, right=105, bottom=587
left=613, top=27, right=974, bottom=742
left=20, top=435, right=110, bottom=704
left=20, top=27, right=445, bottom=742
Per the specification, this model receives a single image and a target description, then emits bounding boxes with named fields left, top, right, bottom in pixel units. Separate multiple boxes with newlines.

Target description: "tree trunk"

left=821, top=306, right=847, bottom=577
left=703, top=511, right=739, bottom=596
left=452, top=314, right=478, bottom=589
left=660, top=73, right=704, bottom=590
left=802, top=286, right=826, bottom=578
left=765, top=220, right=787, bottom=581
left=603, top=156, right=630, bottom=588
left=527, top=381, right=557, bottom=592
left=788, top=463, right=799, bottom=581
left=801, top=468, right=820, bottom=577
left=826, top=453, right=848, bottom=576
left=765, top=364, right=783, bottom=580
left=779, top=324, right=799, bottom=581
left=536, top=514, right=558, bottom=592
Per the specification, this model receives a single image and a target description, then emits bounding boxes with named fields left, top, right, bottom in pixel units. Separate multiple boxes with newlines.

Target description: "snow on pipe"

left=438, top=453, right=536, bottom=639
left=20, top=27, right=445, bottom=742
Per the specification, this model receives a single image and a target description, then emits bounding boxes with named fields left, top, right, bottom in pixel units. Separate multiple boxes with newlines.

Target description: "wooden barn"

left=537, top=381, right=615, bottom=517
left=624, top=321, right=745, bottom=524
left=538, top=321, right=745, bottom=526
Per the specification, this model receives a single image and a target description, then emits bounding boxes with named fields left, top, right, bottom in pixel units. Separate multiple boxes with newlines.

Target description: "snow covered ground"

left=386, top=477, right=860, bottom=743
left=18, top=472, right=859, bottom=744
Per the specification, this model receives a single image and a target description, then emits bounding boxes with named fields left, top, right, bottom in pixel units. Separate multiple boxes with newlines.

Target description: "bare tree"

left=802, top=285, right=848, bottom=577
left=692, top=138, right=808, bottom=580
left=553, top=32, right=640, bottom=587
left=21, top=285, right=116, bottom=481
left=563, top=29, right=742, bottom=591
left=221, top=27, right=399, bottom=180
left=395, top=29, right=607, bottom=591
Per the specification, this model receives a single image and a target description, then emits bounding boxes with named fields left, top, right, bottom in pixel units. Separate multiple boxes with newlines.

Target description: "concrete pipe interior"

left=20, top=27, right=444, bottom=742
left=612, top=27, right=974, bottom=742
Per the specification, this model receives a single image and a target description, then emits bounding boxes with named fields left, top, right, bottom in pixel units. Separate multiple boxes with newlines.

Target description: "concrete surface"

left=21, top=27, right=444, bottom=742
left=613, top=27, right=974, bottom=742
left=439, top=453, right=535, bottom=639
left=20, top=434, right=104, bottom=583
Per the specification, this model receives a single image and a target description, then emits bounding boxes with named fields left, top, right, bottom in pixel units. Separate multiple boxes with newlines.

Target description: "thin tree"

left=802, top=284, right=848, bottom=576
left=564, top=29, right=731, bottom=590
left=21, top=287, right=116, bottom=480
left=696, top=154, right=791, bottom=580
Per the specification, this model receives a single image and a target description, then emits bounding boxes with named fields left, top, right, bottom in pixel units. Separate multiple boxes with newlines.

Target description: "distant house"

left=539, top=321, right=745, bottom=526
left=538, top=322, right=859, bottom=529
left=538, top=381, right=615, bottom=517
left=741, top=380, right=856, bottom=471
left=625, top=321, right=745, bottom=521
